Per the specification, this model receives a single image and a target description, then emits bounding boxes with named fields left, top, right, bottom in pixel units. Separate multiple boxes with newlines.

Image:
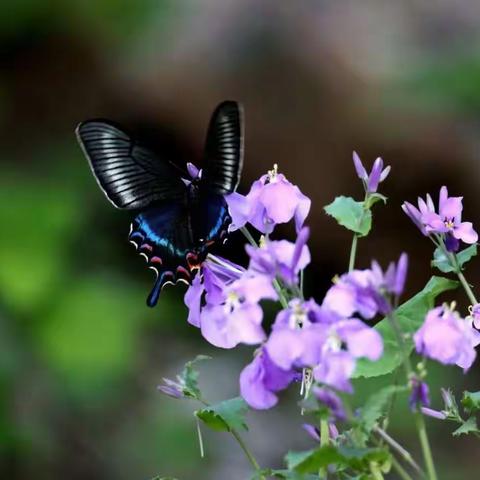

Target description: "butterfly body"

left=77, top=101, right=243, bottom=306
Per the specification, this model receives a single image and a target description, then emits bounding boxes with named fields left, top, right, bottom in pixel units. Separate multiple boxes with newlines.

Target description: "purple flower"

left=421, top=407, right=446, bottom=420
left=312, top=319, right=383, bottom=392
left=265, top=299, right=332, bottom=370
left=239, top=349, right=295, bottom=409
left=352, top=151, right=390, bottom=193
left=303, top=422, right=339, bottom=442
left=409, top=378, right=430, bottom=411
left=469, top=303, right=480, bottom=329
left=313, top=386, right=346, bottom=420
left=246, top=227, right=311, bottom=285
left=266, top=300, right=383, bottom=392
left=402, top=186, right=478, bottom=252
left=414, top=306, right=480, bottom=371
left=323, top=254, right=408, bottom=318
left=226, top=164, right=311, bottom=234
left=184, top=255, right=245, bottom=327
left=157, top=377, right=184, bottom=399
left=200, top=274, right=277, bottom=348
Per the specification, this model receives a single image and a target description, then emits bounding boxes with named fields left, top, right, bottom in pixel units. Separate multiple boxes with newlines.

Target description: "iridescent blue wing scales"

left=129, top=202, right=199, bottom=307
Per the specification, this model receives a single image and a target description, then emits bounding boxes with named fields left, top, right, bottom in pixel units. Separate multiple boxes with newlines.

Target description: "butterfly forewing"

left=76, top=120, right=186, bottom=210
left=201, top=101, right=244, bottom=195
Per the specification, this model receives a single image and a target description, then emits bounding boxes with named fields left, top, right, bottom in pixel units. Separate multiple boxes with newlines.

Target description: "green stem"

left=240, top=226, right=258, bottom=248
left=386, top=313, right=437, bottom=480
left=457, top=269, right=478, bottom=305
left=199, top=398, right=263, bottom=476
left=373, top=426, right=423, bottom=476
left=348, top=234, right=358, bottom=272
left=390, top=455, right=415, bottom=480
left=438, top=241, right=478, bottom=305
left=414, top=414, right=437, bottom=480
left=230, top=428, right=262, bottom=474
left=319, top=418, right=330, bottom=479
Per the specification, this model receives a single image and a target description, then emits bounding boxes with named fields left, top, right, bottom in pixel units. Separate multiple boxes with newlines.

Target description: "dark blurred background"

left=2, top=1, right=480, bottom=479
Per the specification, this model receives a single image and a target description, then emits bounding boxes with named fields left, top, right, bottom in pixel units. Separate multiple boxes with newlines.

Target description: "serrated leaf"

left=360, top=385, right=408, bottom=432
left=452, top=416, right=479, bottom=436
left=285, top=446, right=390, bottom=474
left=179, top=355, right=211, bottom=399
left=432, top=245, right=477, bottom=273
left=461, top=390, right=480, bottom=414
left=195, top=397, right=248, bottom=433
left=324, top=196, right=372, bottom=237
left=354, top=276, right=458, bottom=378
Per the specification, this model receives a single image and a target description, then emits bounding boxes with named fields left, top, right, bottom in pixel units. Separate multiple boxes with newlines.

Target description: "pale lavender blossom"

left=266, top=300, right=383, bottom=392
left=200, top=274, right=277, bottom=348
left=226, top=164, right=311, bottom=234
left=239, top=349, right=296, bottom=409
left=157, top=377, right=184, bottom=399
left=323, top=253, right=408, bottom=318
left=312, top=319, right=383, bottom=392
left=246, top=227, right=311, bottom=285
left=421, top=407, right=446, bottom=420
left=402, top=186, right=478, bottom=252
left=352, top=151, right=391, bottom=193
left=469, top=303, right=480, bottom=329
left=184, top=255, right=245, bottom=327
left=414, top=306, right=480, bottom=371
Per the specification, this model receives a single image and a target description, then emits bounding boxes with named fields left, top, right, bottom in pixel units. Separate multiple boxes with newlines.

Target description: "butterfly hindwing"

left=201, top=101, right=244, bottom=195
left=76, top=120, right=186, bottom=210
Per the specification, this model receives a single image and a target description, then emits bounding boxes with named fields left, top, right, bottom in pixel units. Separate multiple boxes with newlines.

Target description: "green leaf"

left=432, top=245, right=477, bottom=273
left=360, top=385, right=408, bottom=433
left=461, top=390, right=480, bottom=414
left=364, top=193, right=388, bottom=209
left=452, top=417, right=479, bottom=437
left=179, top=355, right=211, bottom=399
left=285, top=446, right=390, bottom=474
left=354, top=276, right=458, bottom=378
left=324, top=196, right=372, bottom=237
left=195, top=397, right=248, bottom=433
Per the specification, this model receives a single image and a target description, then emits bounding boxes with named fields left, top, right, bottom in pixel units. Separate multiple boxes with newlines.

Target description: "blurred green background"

left=2, top=1, right=480, bottom=478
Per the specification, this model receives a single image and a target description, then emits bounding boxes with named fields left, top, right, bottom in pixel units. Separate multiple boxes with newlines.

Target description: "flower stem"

left=319, top=418, right=330, bottom=479
left=456, top=269, right=478, bottom=305
left=390, top=455, right=415, bottom=480
left=240, top=226, right=259, bottom=248
left=348, top=234, right=358, bottom=272
left=199, top=398, right=263, bottom=476
left=386, top=312, right=437, bottom=480
left=373, top=426, right=423, bottom=476
left=230, top=428, right=263, bottom=474
left=414, top=413, right=437, bottom=480
left=438, top=241, right=478, bottom=305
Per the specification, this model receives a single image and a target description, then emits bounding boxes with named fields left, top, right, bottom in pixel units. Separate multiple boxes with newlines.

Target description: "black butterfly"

left=76, top=101, right=243, bottom=307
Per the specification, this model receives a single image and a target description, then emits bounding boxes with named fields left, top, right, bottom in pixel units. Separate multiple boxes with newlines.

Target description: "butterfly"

left=76, top=101, right=243, bottom=307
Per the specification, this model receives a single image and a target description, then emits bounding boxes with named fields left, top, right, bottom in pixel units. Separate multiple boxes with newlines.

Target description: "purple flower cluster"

left=402, top=186, right=478, bottom=252
left=181, top=167, right=394, bottom=412
left=238, top=263, right=392, bottom=408
left=414, top=305, right=480, bottom=371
